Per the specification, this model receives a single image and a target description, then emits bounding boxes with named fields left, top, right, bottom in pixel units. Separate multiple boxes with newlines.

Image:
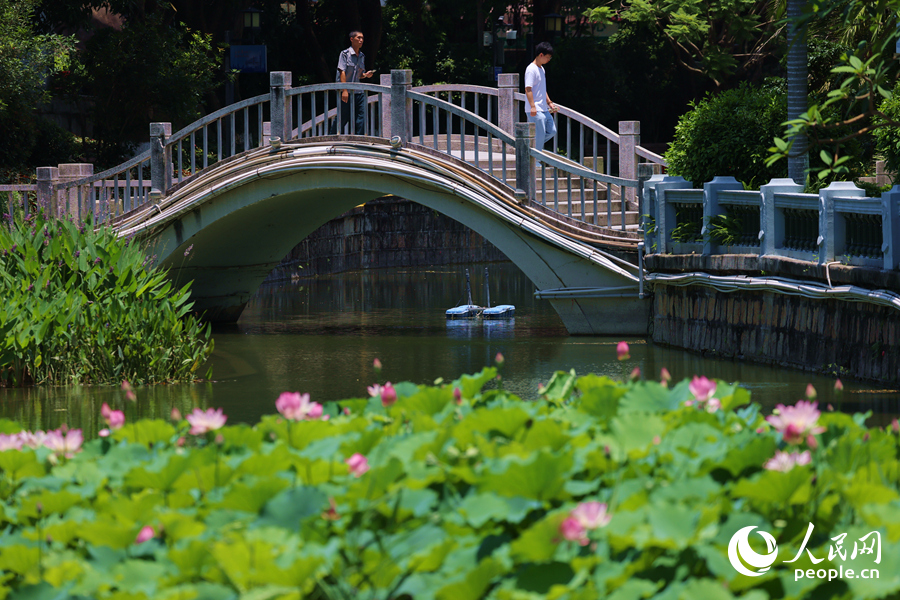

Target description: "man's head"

left=349, top=31, right=364, bottom=52
left=534, top=41, right=553, bottom=65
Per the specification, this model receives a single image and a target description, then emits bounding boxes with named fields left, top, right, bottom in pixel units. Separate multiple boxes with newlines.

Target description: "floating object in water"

left=446, top=268, right=483, bottom=319
left=481, top=266, right=515, bottom=320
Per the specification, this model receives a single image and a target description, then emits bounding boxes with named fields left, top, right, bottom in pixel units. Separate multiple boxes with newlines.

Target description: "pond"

left=2, top=262, right=897, bottom=434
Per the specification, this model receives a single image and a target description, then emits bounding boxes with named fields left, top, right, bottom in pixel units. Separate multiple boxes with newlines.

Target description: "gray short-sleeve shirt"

left=336, top=47, right=366, bottom=83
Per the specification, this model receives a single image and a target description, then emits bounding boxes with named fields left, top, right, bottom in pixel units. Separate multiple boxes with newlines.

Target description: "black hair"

left=535, top=42, right=554, bottom=57
left=349, top=30, right=363, bottom=38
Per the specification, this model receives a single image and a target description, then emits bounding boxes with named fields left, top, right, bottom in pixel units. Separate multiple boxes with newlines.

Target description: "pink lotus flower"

left=345, top=453, right=369, bottom=477
left=453, top=387, right=462, bottom=405
left=381, top=382, right=397, bottom=407
left=764, top=450, right=812, bottom=472
left=100, top=403, right=125, bottom=430
left=275, top=392, right=323, bottom=421
left=495, top=353, right=505, bottom=366
left=42, top=428, right=83, bottom=458
left=0, top=433, right=23, bottom=451
left=373, top=358, right=382, bottom=371
left=367, top=384, right=382, bottom=398
left=18, top=431, right=47, bottom=449
left=660, top=368, right=672, bottom=387
left=689, top=376, right=717, bottom=403
left=630, top=367, right=641, bottom=381
left=121, top=380, right=137, bottom=402
left=834, top=379, right=843, bottom=392
left=135, top=525, right=155, bottom=544
left=559, top=516, right=588, bottom=545
left=571, top=501, right=612, bottom=529
left=171, top=407, right=182, bottom=421
left=706, top=398, right=721, bottom=413
left=616, top=341, right=630, bottom=361
left=805, top=384, right=817, bottom=400
left=98, top=428, right=111, bottom=438
left=766, top=401, right=826, bottom=445
left=186, top=408, right=227, bottom=435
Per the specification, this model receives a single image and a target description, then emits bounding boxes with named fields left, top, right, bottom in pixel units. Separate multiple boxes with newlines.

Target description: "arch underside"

left=131, top=144, right=649, bottom=334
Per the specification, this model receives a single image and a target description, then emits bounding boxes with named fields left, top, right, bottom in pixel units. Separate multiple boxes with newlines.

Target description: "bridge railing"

left=287, top=82, right=388, bottom=138
left=649, top=175, right=900, bottom=270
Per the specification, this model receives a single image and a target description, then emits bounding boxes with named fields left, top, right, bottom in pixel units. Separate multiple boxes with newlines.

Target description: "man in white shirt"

left=331, top=31, right=375, bottom=135
left=524, top=42, right=558, bottom=150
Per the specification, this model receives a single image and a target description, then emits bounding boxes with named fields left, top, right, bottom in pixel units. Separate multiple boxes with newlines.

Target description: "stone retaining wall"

left=652, top=281, right=900, bottom=384
left=265, top=196, right=507, bottom=282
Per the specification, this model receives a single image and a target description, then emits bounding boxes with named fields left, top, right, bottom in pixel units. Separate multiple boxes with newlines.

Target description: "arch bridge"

left=24, top=71, right=667, bottom=335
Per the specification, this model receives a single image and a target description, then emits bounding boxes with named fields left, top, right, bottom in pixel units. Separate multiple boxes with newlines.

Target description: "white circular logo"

left=728, top=526, right=778, bottom=577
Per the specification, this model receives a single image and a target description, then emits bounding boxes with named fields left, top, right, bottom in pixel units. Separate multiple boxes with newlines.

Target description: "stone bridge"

left=12, top=70, right=668, bottom=335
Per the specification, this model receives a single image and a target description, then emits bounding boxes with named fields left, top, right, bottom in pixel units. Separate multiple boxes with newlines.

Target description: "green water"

left=1, top=262, right=896, bottom=434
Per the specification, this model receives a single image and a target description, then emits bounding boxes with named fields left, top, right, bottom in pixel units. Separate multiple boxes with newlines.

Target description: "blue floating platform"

left=482, top=304, right=515, bottom=319
left=445, top=304, right=483, bottom=320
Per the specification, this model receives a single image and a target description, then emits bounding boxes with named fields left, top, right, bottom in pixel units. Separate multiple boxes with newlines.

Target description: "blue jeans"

left=527, top=111, right=557, bottom=150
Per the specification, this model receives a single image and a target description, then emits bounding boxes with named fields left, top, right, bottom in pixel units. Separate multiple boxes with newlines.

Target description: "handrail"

left=55, top=150, right=151, bottom=188
left=406, top=90, right=514, bottom=146
left=285, top=82, right=389, bottom=96
left=531, top=149, right=636, bottom=188
left=413, top=84, right=500, bottom=96
left=167, top=93, right=270, bottom=145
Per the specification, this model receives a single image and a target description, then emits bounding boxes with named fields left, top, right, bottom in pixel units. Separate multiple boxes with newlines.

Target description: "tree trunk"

left=786, top=0, right=809, bottom=184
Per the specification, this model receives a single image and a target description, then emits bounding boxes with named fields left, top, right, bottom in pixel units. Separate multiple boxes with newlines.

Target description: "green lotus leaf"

left=480, top=451, right=573, bottom=502
left=542, top=369, right=577, bottom=402
left=0, top=449, right=45, bottom=481
left=731, top=467, right=813, bottom=506
left=435, top=556, right=506, bottom=600
left=708, top=434, right=776, bottom=477
left=510, top=512, right=566, bottom=562
left=453, top=407, right=531, bottom=448
left=610, top=411, right=666, bottom=454
left=214, top=478, right=291, bottom=514
left=646, top=502, right=700, bottom=550
left=256, top=486, right=328, bottom=530
left=77, top=516, right=144, bottom=550
left=575, top=376, right=625, bottom=420
left=401, top=386, right=454, bottom=417
left=18, top=490, right=81, bottom=520
left=219, top=424, right=264, bottom=452
left=0, top=544, right=40, bottom=580
left=620, top=381, right=681, bottom=413
left=455, top=367, right=498, bottom=400
left=112, top=419, right=176, bottom=446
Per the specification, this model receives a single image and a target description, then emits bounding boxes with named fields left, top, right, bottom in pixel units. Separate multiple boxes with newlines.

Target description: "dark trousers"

left=330, top=91, right=366, bottom=135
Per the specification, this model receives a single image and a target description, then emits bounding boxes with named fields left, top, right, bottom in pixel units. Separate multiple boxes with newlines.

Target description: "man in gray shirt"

left=331, top=31, right=375, bottom=135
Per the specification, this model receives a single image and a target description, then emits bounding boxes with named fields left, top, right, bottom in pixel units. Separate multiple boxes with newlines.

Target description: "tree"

left=768, top=0, right=900, bottom=180
left=0, top=0, right=75, bottom=176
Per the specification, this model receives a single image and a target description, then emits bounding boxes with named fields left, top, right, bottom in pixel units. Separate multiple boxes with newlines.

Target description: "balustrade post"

left=36, top=166, right=59, bottom=218
left=653, top=176, right=691, bottom=254
left=702, top=176, right=743, bottom=255
left=150, top=122, right=172, bottom=201
left=515, top=122, right=535, bottom=202
left=641, top=173, right=667, bottom=252
left=819, top=181, right=864, bottom=265
left=618, top=121, right=639, bottom=204
left=390, top=69, right=413, bottom=144
left=498, top=73, right=519, bottom=135
left=882, top=186, right=900, bottom=270
left=759, top=178, right=803, bottom=258
left=269, top=71, right=293, bottom=145
left=380, top=74, right=392, bottom=138
left=58, top=163, right=93, bottom=219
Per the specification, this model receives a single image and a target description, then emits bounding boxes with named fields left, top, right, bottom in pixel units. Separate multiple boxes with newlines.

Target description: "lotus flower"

left=616, top=341, right=630, bottom=361
left=453, top=387, right=463, bottom=405
left=100, top=403, right=125, bottom=430
left=571, top=501, right=612, bottom=529
left=275, top=392, right=323, bottom=421
left=559, top=516, right=588, bottom=545
left=689, top=376, right=717, bottom=403
left=834, top=379, right=843, bottom=392
left=766, top=401, right=826, bottom=445
left=381, top=382, right=397, bottom=407
left=186, top=408, right=227, bottom=435
left=373, top=358, right=382, bottom=372
left=495, top=352, right=505, bottom=366
left=171, top=407, right=182, bottom=421
left=660, top=368, right=672, bottom=387
left=764, top=450, right=812, bottom=472
left=18, top=431, right=47, bottom=449
left=121, top=380, right=137, bottom=402
left=0, top=433, right=23, bottom=451
left=367, top=384, right=382, bottom=398
left=805, top=384, right=817, bottom=400
left=42, top=428, right=83, bottom=458
left=135, top=525, right=155, bottom=544
left=345, top=453, right=369, bottom=477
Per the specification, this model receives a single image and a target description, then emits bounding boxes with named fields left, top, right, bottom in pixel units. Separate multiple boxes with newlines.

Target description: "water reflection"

left=1, top=263, right=898, bottom=431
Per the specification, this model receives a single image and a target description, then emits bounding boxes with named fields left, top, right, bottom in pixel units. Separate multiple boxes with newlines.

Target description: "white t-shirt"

left=525, top=62, right=548, bottom=112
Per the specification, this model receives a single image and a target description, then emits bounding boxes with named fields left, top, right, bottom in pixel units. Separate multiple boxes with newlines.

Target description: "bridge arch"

left=120, top=140, right=649, bottom=334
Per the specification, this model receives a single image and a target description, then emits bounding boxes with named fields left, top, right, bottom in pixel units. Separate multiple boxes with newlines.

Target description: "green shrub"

left=0, top=366, right=896, bottom=599
left=666, top=81, right=788, bottom=188
left=874, top=79, right=900, bottom=178
left=0, top=210, right=212, bottom=385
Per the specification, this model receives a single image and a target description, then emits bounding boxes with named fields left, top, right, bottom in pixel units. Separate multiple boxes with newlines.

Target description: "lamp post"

left=543, top=13, right=562, bottom=41
left=242, top=7, right=262, bottom=44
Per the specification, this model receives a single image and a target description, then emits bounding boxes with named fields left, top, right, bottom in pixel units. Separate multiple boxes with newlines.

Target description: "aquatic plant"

left=0, top=209, right=212, bottom=385
left=0, top=365, right=896, bottom=599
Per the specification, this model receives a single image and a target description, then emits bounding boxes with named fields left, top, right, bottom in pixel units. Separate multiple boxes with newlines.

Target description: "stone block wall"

left=653, top=284, right=900, bottom=383
left=264, top=196, right=508, bottom=281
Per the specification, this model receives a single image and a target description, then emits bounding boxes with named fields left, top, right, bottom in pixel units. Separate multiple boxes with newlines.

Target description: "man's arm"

left=340, top=69, right=349, bottom=102
left=525, top=87, right=537, bottom=117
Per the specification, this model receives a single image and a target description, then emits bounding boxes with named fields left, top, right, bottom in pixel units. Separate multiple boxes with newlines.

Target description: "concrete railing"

left=33, top=69, right=658, bottom=231
left=647, top=175, right=900, bottom=271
